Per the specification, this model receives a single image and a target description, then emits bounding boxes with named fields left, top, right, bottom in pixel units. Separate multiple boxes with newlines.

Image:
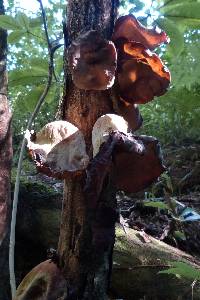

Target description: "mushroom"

left=68, top=30, right=117, bottom=90
left=92, top=114, right=128, bottom=157
left=26, top=120, right=89, bottom=179
left=117, top=98, right=143, bottom=131
left=113, top=134, right=166, bottom=193
left=112, top=15, right=169, bottom=50
left=117, top=41, right=170, bottom=104
left=90, top=114, right=164, bottom=194
left=14, top=260, right=68, bottom=300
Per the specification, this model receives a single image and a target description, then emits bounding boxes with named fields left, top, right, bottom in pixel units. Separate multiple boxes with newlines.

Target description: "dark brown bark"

left=58, top=1, right=119, bottom=299
left=0, top=1, right=12, bottom=299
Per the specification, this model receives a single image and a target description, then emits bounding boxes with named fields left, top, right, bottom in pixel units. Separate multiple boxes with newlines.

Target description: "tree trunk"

left=0, top=0, right=12, bottom=299
left=57, top=1, right=119, bottom=299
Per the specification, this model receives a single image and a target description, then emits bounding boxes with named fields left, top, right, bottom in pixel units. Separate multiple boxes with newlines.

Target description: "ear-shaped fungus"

left=112, top=15, right=169, bottom=50
left=68, top=30, right=117, bottom=90
left=14, top=260, right=67, bottom=300
left=117, top=41, right=170, bottom=104
left=113, top=135, right=166, bottom=193
left=118, top=99, right=143, bottom=131
left=92, top=113, right=128, bottom=157
left=26, top=120, right=89, bottom=179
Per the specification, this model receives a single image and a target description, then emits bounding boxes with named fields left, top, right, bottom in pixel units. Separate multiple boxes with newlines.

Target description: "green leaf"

left=144, top=201, right=169, bottom=210
left=160, top=2, right=200, bottom=20
left=29, top=17, right=42, bottom=28
left=0, top=15, right=22, bottom=30
left=159, top=262, right=200, bottom=280
left=173, top=231, right=186, bottom=241
left=28, top=58, right=49, bottom=72
left=7, top=30, right=26, bottom=44
left=21, top=85, right=45, bottom=111
left=167, top=16, right=200, bottom=29
left=156, top=17, right=184, bottom=56
left=16, top=12, right=30, bottom=30
left=9, top=68, right=47, bottom=87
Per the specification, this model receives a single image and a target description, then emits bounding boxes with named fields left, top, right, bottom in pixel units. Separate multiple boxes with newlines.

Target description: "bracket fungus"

left=14, top=260, right=68, bottom=300
left=92, top=113, right=128, bottom=157
left=116, top=41, right=170, bottom=104
left=68, top=30, right=117, bottom=90
left=89, top=114, right=165, bottom=195
left=85, top=128, right=165, bottom=249
left=117, top=99, right=143, bottom=131
left=112, top=15, right=169, bottom=50
left=113, top=134, right=166, bottom=193
left=26, top=120, right=89, bottom=179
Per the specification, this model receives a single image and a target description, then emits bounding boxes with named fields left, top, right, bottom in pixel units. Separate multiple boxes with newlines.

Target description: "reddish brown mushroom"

left=14, top=260, right=68, bottom=300
left=113, top=134, right=166, bottom=193
left=112, top=15, right=169, bottom=50
left=26, top=120, right=89, bottom=179
left=117, top=98, right=143, bottom=131
left=117, top=41, right=170, bottom=104
left=68, top=30, right=117, bottom=90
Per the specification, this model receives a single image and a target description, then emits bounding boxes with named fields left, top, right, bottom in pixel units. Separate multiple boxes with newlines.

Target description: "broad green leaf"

left=8, top=30, right=26, bottom=44
left=144, top=201, right=169, bottom=210
left=159, top=262, right=200, bottom=280
left=29, top=17, right=42, bottom=28
left=9, top=68, right=47, bottom=87
left=45, top=83, right=58, bottom=104
left=16, top=12, right=30, bottom=30
left=156, top=17, right=184, bottom=56
left=0, top=15, right=22, bottom=30
left=167, top=16, right=200, bottom=29
left=21, top=85, right=45, bottom=111
left=128, top=0, right=145, bottom=13
left=28, top=58, right=49, bottom=72
left=173, top=231, right=186, bottom=241
left=160, top=2, right=200, bottom=20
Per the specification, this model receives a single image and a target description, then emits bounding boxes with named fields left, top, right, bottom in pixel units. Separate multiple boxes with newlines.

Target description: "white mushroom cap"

left=92, top=114, right=128, bottom=157
left=26, top=120, right=89, bottom=178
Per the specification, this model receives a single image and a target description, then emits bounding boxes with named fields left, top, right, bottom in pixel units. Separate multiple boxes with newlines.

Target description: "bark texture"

left=58, top=1, right=119, bottom=299
left=0, top=1, right=12, bottom=299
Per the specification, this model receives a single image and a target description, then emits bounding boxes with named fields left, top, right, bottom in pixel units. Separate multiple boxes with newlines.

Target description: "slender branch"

left=38, top=0, right=51, bottom=52
left=9, top=1, right=55, bottom=297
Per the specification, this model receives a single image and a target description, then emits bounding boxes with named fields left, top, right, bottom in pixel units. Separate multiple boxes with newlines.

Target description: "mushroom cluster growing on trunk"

left=21, top=14, right=170, bottom=298
left=25, top=13, right=170, bottom=248
left=27, top=14, right=170, bottom=193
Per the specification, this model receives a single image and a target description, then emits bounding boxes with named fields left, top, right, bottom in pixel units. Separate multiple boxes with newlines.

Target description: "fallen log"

left=12, top=180, right=200, bottom=299
left=111, top=226, right=200, bottom=300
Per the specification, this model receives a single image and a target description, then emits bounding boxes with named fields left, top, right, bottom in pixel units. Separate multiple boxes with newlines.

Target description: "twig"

left=9, top=0, right=54, bottom=297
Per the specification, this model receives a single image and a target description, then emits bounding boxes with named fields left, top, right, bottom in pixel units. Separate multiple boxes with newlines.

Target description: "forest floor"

left=117, top=142, right=200, bottom=257
left=15, top=141, right=200, bottom=259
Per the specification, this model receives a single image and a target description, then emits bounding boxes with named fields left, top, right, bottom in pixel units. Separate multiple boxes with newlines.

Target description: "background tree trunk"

left=0, top=0, right=12, bottom=299
left=58, top=1, right=119, bottom=299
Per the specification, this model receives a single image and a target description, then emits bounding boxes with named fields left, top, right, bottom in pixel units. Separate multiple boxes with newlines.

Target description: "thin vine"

left=9, top=0, right=61, bottom=297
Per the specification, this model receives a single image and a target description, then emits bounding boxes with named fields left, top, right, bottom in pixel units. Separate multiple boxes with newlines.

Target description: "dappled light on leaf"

left=112, top=14, right=169, bottom=50
left=68, top=30, right=117, bottom=90
left=26, top=120, right=89, bottom=179
left=117, top=41, right=170, bottom=104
